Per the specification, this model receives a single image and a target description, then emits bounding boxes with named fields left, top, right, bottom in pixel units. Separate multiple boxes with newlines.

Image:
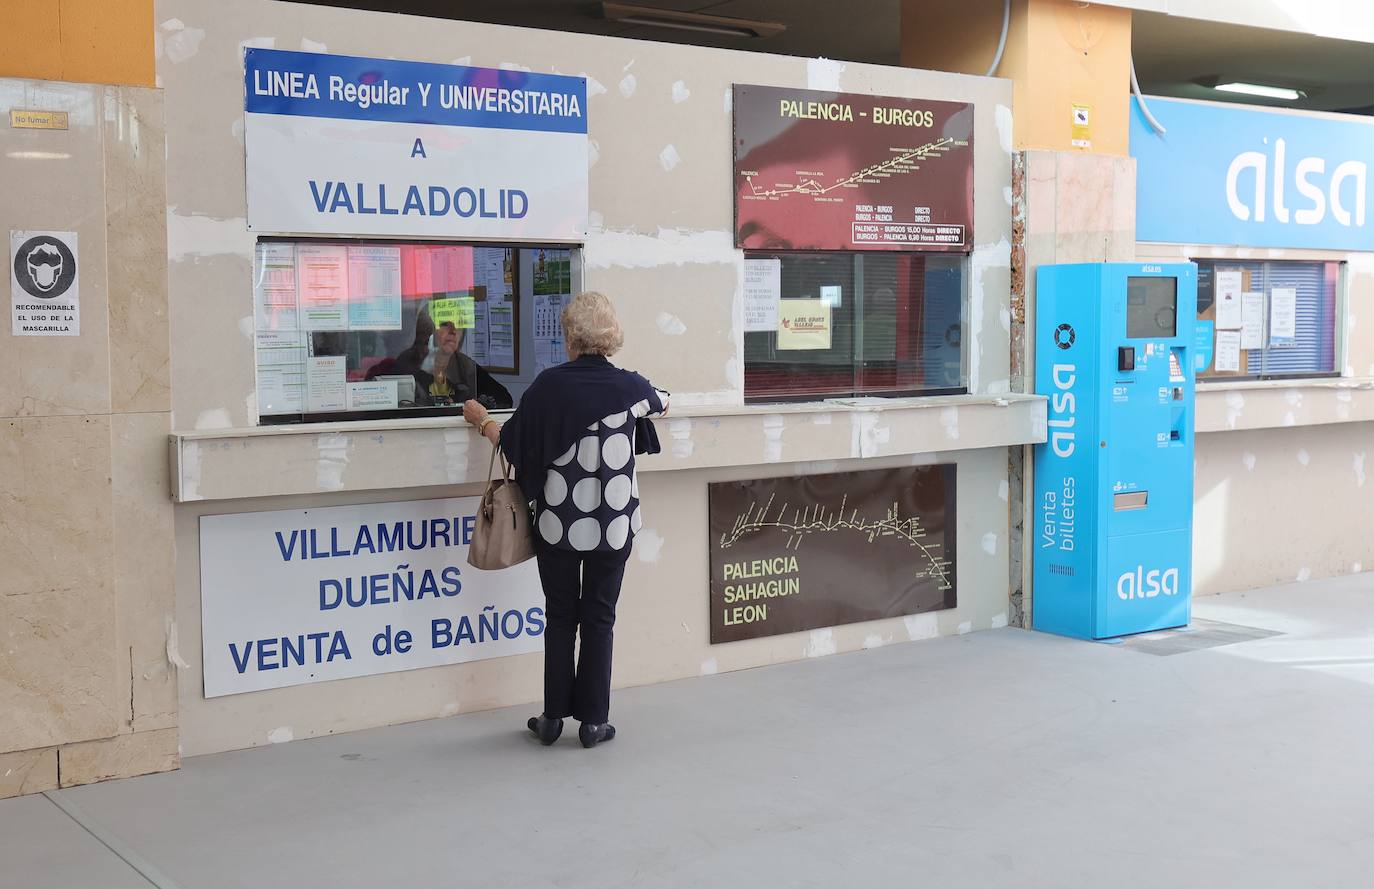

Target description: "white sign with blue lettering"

left=244, top=49, right=588, bottom=240
left=199, top=497, right=543, bottom=697
left=1132, top=96, right=1373, bottom=251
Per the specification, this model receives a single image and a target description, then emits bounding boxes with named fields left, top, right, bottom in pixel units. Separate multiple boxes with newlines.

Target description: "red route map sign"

left=733, top=84, right=974, bottom=252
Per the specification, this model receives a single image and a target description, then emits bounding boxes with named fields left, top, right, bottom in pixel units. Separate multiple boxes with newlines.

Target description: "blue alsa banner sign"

left=199, top=497, right=543, bottom=697
left=243, top=48, right=588, bottom=240
left=1131, top=96, right=1374, bottom=251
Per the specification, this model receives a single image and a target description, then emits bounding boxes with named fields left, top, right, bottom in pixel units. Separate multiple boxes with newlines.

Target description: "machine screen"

left=1126, top=277, right=1177, bottom=338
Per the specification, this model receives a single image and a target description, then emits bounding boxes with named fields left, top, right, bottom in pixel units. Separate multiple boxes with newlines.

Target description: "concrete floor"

left=7, top=573, right=1374, bottom=889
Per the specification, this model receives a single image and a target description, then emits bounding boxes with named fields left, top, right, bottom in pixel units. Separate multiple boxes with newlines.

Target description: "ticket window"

left=253, top=240, right=580, bottom=423
left=742, top=251, right=966, bottom=402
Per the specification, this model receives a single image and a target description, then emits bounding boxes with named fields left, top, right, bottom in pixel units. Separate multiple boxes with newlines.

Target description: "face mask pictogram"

left=12, top=235, right=77, bottom=300
left=25, top=244, right=63, bottom=292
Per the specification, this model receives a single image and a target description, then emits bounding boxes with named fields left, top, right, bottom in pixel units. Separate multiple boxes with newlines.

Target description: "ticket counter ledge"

left=1194, top=377, right=1374, bottom=434
left=168, top=393, right=1048, bottom=503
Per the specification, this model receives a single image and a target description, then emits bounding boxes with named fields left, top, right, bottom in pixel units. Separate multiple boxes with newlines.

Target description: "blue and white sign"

left=199, top=497, right=543, bottom=697
left=1131, top=96, right=1374, bottom=251
left=244, top=49, right=588, bottom=240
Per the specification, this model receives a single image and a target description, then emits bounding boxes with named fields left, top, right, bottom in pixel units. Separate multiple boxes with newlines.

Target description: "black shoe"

left=578, top=722, right=616, bottom=749
left=527, top=714, right=563, bottom=746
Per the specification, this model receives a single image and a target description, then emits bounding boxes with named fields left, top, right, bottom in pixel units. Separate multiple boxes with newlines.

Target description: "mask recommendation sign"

left=243, top=49, right=588, bottom=240
left=11, top=230, right=78, bottom=335
left=199, top=497, right=543, bottom=697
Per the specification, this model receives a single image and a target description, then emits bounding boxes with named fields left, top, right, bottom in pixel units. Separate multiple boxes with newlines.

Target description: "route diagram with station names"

left=743, top=137, right=956, bottom=199
left=718, top=492, right=953, bottom=591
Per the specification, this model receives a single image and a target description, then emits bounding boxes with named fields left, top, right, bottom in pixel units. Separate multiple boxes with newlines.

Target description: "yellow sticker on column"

left=431, top=296, right=475, bottom=328
left=1071, top=104, right=1092, bottom=149
left=10, top=110, right=68, bottom=130
left=777, top=299, right=832, bottom=350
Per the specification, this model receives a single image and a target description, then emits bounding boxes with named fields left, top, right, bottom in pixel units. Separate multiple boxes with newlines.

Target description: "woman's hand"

left=464, top=399, right=501, bottom=444
left=462, top=399, right=488, bottom=427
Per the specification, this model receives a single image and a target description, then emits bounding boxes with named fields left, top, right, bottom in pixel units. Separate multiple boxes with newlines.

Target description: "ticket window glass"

left=743, top=252, right=965, bottom=402
left=253, top=240, right=580, bottom=423
left=1193, top=259, right=1341, bottom=381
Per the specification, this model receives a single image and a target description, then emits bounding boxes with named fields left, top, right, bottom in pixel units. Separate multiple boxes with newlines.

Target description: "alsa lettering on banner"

left=1227, top=139, right=1366, bottom=227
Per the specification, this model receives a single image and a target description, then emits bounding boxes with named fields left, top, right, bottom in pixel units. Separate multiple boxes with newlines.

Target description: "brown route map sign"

left=733, top=84, right=974, bottom=252
left=708, top=465, right=957, bottom=644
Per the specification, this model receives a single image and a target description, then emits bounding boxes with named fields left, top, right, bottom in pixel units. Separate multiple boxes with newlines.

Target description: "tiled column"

left=0, top=79, right=176, bottom=797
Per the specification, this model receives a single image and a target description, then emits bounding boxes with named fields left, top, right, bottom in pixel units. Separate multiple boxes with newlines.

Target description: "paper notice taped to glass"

left=346, top=245, right=402, bottom=330
left=1269, top=286, right=1297, bottom=346
left=777, top=299, right=831, bottom=350
left=346, top=380, right=399, bottom=411
left=487, top=302, right=515, bottom=368
left=1240, top=292, right=1264, bottom=350
left=744, top=258, right=780, bottom=332
left=1214, top=330, right=1242, bottom=373
left=255, top=329, right=305, bottom=415
left=307, top=355, right=347, bottom=412
left=1215, top=270, right=1243, bottom=329
left=254, top=242, right=298, bottom=332
left=296, top=244, right=348, bottom=331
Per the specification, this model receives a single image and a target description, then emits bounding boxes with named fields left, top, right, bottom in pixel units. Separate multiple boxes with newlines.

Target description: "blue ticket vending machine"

left=1033, top=263, right=1198, bottom=640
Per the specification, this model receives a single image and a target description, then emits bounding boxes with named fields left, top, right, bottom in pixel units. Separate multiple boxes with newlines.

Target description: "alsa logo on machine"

left=1116, top=566, right=1181, bottom=600
left=1048, top=364, right=1077, bottom=457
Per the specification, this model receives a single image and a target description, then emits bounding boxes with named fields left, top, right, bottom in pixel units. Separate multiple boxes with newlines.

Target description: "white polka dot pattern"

left=544, top=470, right=568, bottom=507
left=603, top=433, right=631, bottom=470
left=572, top=477, right=602, bottom=512
left=568, top=517, right=601, bottom=551
left=529, top=376, right=668, bottom=554
left=606, top=515, right=630, bottom=550
left=539, top=510, right=564, bottom=545
left=604, top=474, right=632, bottom=510
left=577, top=435, right=600, bottom=471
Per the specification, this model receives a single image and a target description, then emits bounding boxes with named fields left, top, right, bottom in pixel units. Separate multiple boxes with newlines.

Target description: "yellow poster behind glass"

left=777, top=299, right=831, bottom=350
left=431, top=296, right=475, bottom=329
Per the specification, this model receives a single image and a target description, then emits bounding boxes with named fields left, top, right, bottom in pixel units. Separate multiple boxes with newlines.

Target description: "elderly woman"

left=464, top=291, right=669, bottom=749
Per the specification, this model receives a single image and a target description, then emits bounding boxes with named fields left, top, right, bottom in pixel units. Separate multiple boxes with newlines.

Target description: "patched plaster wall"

left=156, top=0, right=1022, bottom=755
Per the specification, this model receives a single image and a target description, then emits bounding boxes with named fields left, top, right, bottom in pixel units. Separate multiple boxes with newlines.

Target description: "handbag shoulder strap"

left=484, top=440, right=515, bottom=483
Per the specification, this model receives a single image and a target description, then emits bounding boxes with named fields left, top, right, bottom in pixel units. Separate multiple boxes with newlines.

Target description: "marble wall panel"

left=0, top=415, right=121, bottom=752
left=106, top=86, right=171, bottom=415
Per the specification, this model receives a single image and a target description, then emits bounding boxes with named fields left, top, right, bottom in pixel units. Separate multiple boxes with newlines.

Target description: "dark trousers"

left=535, top=545, right=628, bottom=724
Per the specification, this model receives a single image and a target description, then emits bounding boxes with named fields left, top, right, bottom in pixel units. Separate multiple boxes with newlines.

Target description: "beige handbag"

left=467, top=443, right=535, bottom=570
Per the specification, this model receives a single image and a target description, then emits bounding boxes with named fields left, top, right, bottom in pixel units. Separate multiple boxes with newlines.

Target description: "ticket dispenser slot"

left=1032, top=263, right=1197, bottom=640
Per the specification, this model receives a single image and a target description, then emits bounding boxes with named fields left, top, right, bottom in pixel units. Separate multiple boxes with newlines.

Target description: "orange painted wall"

left=901, top=0, right=1132, bottom=155
left=0, top=0, right=155, bottom=87
left=1022, top=0, right=1131, bottom=155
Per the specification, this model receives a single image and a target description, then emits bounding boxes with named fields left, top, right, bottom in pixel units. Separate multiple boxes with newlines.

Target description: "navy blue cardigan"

left=498, top=355, right=661, bottom=489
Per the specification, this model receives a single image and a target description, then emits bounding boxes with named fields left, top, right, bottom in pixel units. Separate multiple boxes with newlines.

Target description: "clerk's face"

left=437, top=322, right=460, bottom=352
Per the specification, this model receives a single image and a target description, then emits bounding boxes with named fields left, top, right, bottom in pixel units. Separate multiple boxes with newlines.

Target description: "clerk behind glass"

left=390, top=309, right=512, bottom=409
left=427, top=320, right=512, bottom=408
